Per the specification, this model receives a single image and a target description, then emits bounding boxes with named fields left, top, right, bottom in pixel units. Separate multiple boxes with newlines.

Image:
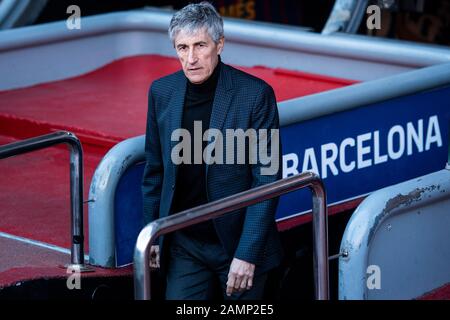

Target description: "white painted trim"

left=0, top=231, right=90, bottom=261
left=276, top=192, right=371, bottom=222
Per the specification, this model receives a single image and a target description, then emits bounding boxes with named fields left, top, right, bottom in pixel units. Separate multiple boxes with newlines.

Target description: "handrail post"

left=0, top=131, right=93, bottom=272
left=134, top=172, right=329, bottom=300
left=67, top=138, right=84, bottom=267
left=134, top=222, right=159, bottom=300
left=310, top=179, right=329, bottom=300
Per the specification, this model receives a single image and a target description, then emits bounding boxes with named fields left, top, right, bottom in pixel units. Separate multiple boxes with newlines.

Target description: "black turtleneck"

left=172, top=58, right=221, bottom=242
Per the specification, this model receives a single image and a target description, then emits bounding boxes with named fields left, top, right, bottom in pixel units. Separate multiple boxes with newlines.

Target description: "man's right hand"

left=149, top=245, right=160, bottom=269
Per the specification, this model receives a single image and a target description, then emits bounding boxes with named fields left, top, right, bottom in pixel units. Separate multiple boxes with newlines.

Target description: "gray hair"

left=168, top=2, right=224, bottom=44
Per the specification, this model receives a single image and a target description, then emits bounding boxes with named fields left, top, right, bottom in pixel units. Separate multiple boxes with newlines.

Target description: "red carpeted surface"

left=0, top=55, right=355, bottom=147
left=0, top=134, right=100, bottom=248
left=0, top=237, right=132, bottom=289
left=419, top=283, right=450, bottom=300
left=0, top=54, right=354, bottom=290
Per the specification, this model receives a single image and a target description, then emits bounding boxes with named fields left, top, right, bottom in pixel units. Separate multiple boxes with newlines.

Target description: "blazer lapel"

left=169, top=73, right=187, bottom=180
left=205, top=63, right=234, bottom=170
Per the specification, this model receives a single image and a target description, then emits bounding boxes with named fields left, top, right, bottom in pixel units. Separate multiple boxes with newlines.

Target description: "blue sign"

left=276, top=85, right=450, bottom=222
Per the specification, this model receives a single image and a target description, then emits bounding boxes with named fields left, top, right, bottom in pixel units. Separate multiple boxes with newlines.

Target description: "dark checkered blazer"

left=142, top=60, right=283, bottom=273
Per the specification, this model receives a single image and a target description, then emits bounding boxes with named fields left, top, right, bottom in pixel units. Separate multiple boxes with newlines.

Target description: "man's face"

left=174, top=27, right=224, bottom=84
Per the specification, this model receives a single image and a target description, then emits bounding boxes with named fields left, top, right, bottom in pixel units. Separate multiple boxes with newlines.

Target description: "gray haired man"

left=142, top=1, right=283, bottom=300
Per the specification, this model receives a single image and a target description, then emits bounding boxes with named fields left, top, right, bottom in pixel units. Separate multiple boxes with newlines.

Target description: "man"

left=142, top=1, right=282, bottom=300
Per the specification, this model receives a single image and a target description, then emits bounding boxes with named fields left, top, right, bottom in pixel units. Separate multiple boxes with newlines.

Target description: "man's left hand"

left=226, top=258, right=255, bottom=296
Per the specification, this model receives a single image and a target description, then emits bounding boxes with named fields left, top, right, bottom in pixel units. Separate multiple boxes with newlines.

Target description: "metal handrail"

left=134, top=171, right=329, bottom=300
left=0, top=131, right=91, bottom=271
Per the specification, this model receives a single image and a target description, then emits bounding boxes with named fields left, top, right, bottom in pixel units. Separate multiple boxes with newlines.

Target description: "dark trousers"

left=165, top=231, right=268, bottom=300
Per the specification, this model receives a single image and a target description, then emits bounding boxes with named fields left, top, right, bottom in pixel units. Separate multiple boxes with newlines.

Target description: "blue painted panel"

left=278, top=86, right=450, bottom=220
left=114, top=86, right=450, bottom=266
left=114, top=162, right=145, bottom=266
